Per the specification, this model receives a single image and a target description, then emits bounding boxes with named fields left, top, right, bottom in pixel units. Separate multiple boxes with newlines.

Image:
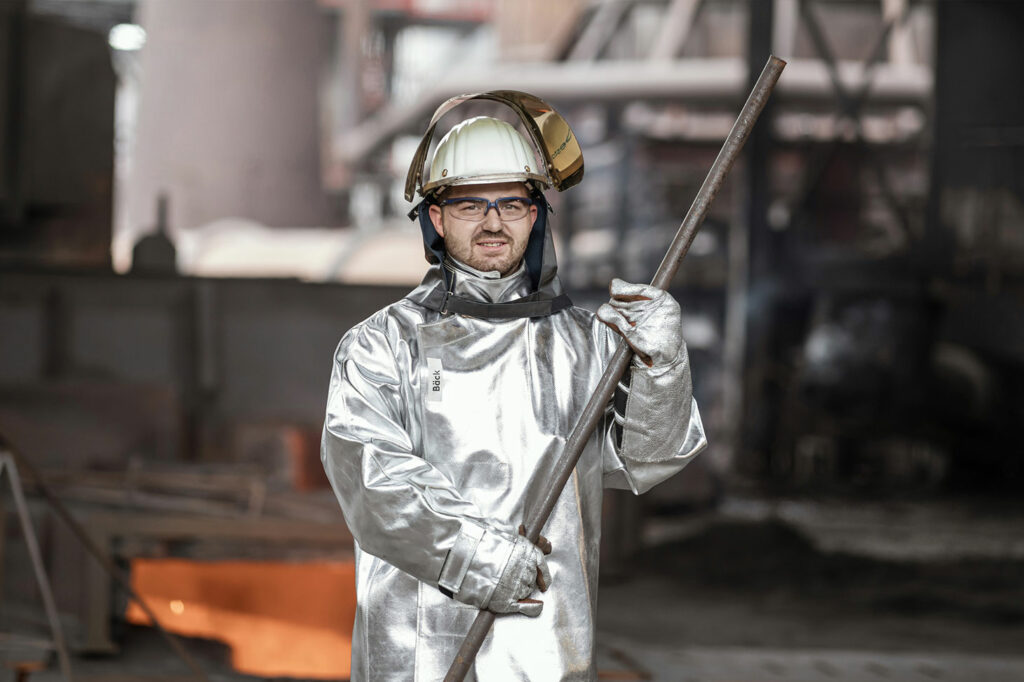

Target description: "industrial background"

left=1, top=0, right=1023, bottom=680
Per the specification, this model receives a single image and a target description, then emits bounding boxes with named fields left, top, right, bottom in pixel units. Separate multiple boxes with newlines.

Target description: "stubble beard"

left=443, top=223, right=527, bottom=277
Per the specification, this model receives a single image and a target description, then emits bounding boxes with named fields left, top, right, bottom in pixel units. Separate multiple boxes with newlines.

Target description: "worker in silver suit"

left=322, top=92, right=706, bottom=681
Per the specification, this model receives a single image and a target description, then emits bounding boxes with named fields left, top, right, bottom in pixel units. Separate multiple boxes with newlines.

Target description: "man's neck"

left=446, top=256, right=523, bottom=281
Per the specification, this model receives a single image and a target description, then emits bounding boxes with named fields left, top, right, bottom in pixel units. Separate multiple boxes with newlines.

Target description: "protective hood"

left=405, top=191, right=571, bottom=319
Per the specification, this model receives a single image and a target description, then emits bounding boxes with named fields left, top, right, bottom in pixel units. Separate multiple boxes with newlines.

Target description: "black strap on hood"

left=409, top=193, right=573, bottom=319
left=418, top=286, right=573, bottom=319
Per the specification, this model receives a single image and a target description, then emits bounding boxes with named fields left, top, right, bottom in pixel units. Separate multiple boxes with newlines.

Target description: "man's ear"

left=529, top=203, right=539, bottom=227
left=428, top=205, right=445, bottom=238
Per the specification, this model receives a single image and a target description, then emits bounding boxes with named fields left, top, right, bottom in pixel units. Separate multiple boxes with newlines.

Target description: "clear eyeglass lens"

left=450, top=200, right=485, bottom=218
left=497, top=199, right=528, bottom=219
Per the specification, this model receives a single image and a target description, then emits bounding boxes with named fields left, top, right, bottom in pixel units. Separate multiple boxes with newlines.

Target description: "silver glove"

left=487, top=533, right=552, bottom=617
left=597, top=278, right=682, bottom=367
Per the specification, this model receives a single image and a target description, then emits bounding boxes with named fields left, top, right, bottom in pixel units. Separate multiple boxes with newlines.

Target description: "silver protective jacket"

left=322, top=259, right=706, bottom=681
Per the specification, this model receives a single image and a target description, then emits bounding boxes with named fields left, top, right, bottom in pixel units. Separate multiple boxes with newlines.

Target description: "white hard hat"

left=404, top=90, right=583, bottom=203
left=424, top=116, right=550, bottom=196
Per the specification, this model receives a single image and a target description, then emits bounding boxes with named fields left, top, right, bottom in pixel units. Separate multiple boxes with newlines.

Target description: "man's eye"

left=456, top=201, right=482, bottom=212
left=500, top=199, right=525, bottom=210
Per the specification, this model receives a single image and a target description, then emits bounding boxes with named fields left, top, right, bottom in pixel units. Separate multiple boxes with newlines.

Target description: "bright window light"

left=109, top=24, right=146, bottom=51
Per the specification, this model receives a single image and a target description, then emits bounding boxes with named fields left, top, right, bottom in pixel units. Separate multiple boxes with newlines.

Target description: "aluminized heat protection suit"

left=322, top=209, right=706, bottom=680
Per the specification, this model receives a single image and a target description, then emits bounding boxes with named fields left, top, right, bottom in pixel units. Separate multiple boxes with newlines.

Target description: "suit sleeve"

left=600, top=326, right=707, bottom=494
left=321, top=321, right=516, bottom=608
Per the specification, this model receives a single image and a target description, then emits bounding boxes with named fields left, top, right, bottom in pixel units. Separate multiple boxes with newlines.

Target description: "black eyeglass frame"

left=437, top=196, right=536, bottom=220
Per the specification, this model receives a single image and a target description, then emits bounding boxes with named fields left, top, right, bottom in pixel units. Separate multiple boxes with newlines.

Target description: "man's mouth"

left=475, top=240, right=507, bottom=249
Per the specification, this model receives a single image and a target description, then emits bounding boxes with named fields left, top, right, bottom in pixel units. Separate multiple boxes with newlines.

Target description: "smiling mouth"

left=476, top=241, right=506, bottom=248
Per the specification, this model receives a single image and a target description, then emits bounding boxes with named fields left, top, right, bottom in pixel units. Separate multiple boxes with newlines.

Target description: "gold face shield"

left=404, top=90, right=585, bottom=202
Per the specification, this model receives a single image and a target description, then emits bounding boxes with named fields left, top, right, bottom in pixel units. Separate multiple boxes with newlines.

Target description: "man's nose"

left=481, top=205, right=503, bottom=229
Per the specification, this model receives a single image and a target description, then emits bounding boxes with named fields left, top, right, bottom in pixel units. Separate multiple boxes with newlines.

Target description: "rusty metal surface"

left=1, top=436, right=211, bottom=682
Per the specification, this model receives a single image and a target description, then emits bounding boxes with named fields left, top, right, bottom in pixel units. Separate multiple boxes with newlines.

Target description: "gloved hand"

left=597, top=279, right=682, bottom=367
left=487, top=530, right=552, bottom=617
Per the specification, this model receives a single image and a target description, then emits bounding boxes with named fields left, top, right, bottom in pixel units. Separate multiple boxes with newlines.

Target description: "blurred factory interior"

left=1, top=0, right=1023, bottom=680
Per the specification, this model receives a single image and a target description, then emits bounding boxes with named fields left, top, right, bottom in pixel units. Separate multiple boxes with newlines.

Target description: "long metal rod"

left=0, top=436, right=211, bottom=682
left=1, top=453, right=73, bottom=681
left=444, top=54, right=786, bottom=682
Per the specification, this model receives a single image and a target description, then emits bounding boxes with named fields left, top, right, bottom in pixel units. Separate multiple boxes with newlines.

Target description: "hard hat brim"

left=423, top=172, right=550, bottom=196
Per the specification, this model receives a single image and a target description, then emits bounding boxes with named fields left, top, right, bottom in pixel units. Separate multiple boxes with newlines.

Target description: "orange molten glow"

left=127, top=559, right=356, bottom=679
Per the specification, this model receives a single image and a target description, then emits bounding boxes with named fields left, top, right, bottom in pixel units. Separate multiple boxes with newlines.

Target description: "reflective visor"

left=404, top=90, right=585, bottom=202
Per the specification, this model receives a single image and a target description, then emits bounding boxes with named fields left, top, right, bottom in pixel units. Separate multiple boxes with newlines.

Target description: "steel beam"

left=327, top=57, right=929, bottom=186
left=648, top=0, right=703, bottom=60
left=568, top=0, right=632, bottom=61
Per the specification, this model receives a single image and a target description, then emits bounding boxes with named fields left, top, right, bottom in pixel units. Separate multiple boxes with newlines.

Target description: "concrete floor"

left=594, top=495, right=1024, bottom=681
left=13, top=495, right=1024, bottom=682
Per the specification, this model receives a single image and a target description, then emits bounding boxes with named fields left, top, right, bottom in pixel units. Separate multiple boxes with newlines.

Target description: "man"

left=322, top=99, right=706, bottom=681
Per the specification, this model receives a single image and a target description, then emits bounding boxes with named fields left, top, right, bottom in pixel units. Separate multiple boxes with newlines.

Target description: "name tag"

left=427, top=357, right=443, bottom=402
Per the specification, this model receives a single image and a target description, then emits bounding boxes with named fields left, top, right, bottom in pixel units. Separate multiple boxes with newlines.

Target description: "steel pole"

left=1, top=453, right=73, bottom=681
left=444, top=55, right=786, bottom=682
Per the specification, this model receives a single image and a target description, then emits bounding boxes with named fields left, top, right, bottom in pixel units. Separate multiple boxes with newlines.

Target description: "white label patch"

left=426, top=357, right=443, bottom=402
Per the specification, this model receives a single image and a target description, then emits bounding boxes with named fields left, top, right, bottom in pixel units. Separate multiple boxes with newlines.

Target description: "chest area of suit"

left=413, top=315, right=595, bottom=504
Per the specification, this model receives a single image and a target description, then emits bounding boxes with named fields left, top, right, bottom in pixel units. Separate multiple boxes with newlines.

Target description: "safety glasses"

left=438, top=196, right=535, bottom=221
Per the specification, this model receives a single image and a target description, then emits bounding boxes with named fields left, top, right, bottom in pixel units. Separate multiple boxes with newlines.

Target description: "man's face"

left=428, top=182, right=538, bottom=277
